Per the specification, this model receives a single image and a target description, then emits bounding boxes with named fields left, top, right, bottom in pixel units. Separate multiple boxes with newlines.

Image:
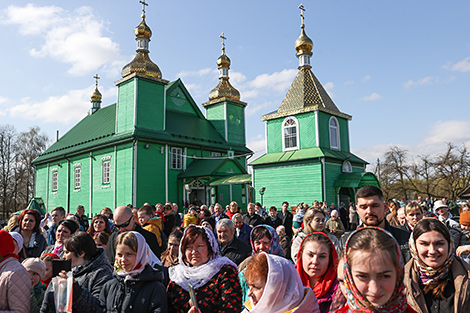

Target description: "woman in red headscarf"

left=296, top=232, right=339, bottom=313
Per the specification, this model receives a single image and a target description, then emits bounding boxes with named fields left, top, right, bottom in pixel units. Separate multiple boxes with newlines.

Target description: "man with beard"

left=339, top=185, right=411, bottom=262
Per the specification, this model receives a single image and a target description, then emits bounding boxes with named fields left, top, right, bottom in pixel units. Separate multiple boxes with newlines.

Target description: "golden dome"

left=209, top=78, right=240, bottom=101
left=91, top=87, right=102, bottom=102
left=135, top=19, right=152, bottom=39
left=121, top=51, right=162, bottom=78
left=295, top=27, right=313, bottom=56
left=217, top=52, right=231, bottom=68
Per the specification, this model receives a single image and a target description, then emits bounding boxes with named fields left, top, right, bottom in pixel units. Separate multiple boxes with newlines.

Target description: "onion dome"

left=121, top=1, right=162, bottom=79
left=208, top=79, right=240, bottom=101
left=91, top=87, right=102, bottom=102
left=208, top=33, right=240, bottom=101
left=217, top=52, right=231, bottom=68
left=295, top=27, right=313, bottom=56
left=135, top=19, right=152, bottom=39
left=121, top=52, right=162, bottom=78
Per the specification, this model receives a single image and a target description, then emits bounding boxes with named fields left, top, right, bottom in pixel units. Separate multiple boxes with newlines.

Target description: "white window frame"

left=282, top=116, right=299, bottom=151
left=329, top=116, right=340, bottom=150
left=171, top=147, right=183, bottom=170
left=51, top=171, right=58, bottom=191
left=211, top=152, right=222, bottom=157
left=74, top=165, right=81, bottom=189
left=228, top=150, right=234, bottom=159
left=102, top=160, right=111, bottom=184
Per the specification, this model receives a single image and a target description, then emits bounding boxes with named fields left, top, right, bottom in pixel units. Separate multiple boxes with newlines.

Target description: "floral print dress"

left=167, top=264, right=242, bottom=313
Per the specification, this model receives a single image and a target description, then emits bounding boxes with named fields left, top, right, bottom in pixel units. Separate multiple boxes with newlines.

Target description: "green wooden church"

left=32, top=4, right=252, bottom=216
left=250, top=7, right=380, bottom=208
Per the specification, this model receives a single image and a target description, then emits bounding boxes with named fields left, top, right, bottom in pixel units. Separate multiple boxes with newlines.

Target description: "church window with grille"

left=74, top=165, right=81, bottom=189
left=102, top=160, right=110, bottom=184
left=283, top=116, right=299, bottom=151
left=52, top=171, right=58, bottom=191
left=171, top=147, right=183, bottom=170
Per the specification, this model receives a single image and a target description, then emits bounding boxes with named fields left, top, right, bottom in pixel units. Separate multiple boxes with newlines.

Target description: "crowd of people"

left=2, top=186, right=470, bottom=312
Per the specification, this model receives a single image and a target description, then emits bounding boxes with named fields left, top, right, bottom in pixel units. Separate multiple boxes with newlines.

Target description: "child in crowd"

left=39, top=253, right=60, bottom=287
left=455, top=211, right=470, bottom=263
left=183, top=206, right=199, bottom=227
left=138, top=204, right=163, bottom=247
left=99, top=231, right=167, bottom=312
left=22, top=257, right=47, bottom=313
left=9, top=231, right=27, bottom=260
left=93, top=232, right=110, bottom=249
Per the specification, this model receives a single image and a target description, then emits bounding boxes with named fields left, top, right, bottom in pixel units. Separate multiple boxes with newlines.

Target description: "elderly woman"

left=291, top=207, right=339, bottom=263
left=238, top=224, right=285, bottom=303
left=242, top=253, right=319, bottom=313
left=41, top=232, right=114, bottom=313
left=167, top=225, right=242, bottom=312
left=404, top=218, right=470, bottom=312
left=41, top=219, right=79, bottom=258
left=11, top=209, right=47, bottom=259
left=87, top=214, right=112, bottom=236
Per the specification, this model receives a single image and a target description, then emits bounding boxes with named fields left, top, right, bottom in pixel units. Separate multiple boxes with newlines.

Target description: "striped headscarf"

left=250, top=224, right=285, bottom=257
left=343, top=226, right=407, bottom=313
left=409, top=218, right=454, bottom=286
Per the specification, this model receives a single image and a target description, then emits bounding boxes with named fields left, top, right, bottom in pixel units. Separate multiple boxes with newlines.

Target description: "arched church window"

left=329, top=117, right=340, bottom=150
left=342, top=160, right=352, bottom=173
left=283, top=116, right=299, bottom=151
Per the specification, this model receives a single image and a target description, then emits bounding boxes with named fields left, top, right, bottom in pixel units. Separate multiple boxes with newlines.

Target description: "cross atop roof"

left=299, top=3, right=305, bottom=28
left=93, top=74, right=100, bottom=88
left=220, top=32, right=227, bottom=52
left=140, top=0, right=148, bottom=18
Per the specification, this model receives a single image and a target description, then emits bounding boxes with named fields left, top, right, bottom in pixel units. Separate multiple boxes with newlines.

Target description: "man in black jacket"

left=105, top=206, right=161, bottom=263
left=277, top=201, right=293, bottom=239
left=339, top=186, right=411, bottom=262
left=216, top=218, right=251, bottom=266
left=243, top=202, right=263, bottom=228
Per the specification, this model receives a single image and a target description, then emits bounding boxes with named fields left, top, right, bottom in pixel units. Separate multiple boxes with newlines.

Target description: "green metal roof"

left=33, top=79, right=252, bottom=165
left=334, top=172, right=380, bottom=188
left=249, top=147, right=367, bottom=166
left=208, top=174, right=252, bottom=186
left=178, top=158, right=247, bottom=179
left=33, top=104, right=120, bottom=164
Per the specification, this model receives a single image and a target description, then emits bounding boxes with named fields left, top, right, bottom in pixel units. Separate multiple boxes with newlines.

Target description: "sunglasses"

left=114, top=216, right=133, bottom=229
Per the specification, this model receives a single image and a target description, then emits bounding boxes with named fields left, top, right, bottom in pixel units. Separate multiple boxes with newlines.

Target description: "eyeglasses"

left=114, top=216, right=133, bottom=229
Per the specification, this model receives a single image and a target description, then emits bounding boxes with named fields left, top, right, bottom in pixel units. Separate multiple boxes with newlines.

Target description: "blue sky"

left=1, top=0, right=469, bottom=169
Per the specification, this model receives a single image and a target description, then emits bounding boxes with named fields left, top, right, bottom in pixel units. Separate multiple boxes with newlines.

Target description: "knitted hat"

left=0, top=230, right=14, bottom=258
left=460, top=211, right=470, bottom=226
left=9, top=232, right=24, bottom=252
left=22, top=258, right=47, bottom=280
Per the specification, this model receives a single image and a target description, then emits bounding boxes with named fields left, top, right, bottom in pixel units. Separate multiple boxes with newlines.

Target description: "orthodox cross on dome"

left=299, top=3, right=305, bottom=28
left=93, top=74, right=100, bottom=88
left=139, top=0, right=148, bottom=18
left=220, top=32, right=227, bottom=53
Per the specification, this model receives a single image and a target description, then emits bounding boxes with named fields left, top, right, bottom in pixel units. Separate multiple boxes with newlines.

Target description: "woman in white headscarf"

left=99, top=231, right=167, bottom=313
left=242, top=252, right=319, bottom=313
left=167, top=225, right=242, bottom=313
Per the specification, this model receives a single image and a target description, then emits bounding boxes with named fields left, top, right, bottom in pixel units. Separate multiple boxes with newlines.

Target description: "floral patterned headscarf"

left=249, top=224, right=285, bottom=257
left=343, top=226, right=407, bottom=313
left=409, top=218, right=454, bottom=286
